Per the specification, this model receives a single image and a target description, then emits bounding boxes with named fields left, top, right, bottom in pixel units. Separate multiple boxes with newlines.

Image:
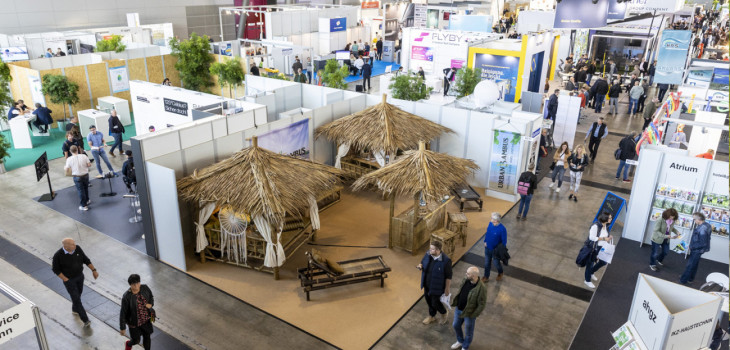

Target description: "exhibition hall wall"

left=263, top=7, right=358, bottom=39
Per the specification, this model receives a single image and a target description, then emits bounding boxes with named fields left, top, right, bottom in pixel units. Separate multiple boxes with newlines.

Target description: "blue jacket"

left=33, top=107, right=53, bottom=124
left=420, top=253, right=452, bottom=296
left=689, top=222, right=712, bottom=254
left=484, top=222, right=507, bottom=250
left=7, top=107, right=18, bottom=121
left=362, top=63, right=372, bottom=77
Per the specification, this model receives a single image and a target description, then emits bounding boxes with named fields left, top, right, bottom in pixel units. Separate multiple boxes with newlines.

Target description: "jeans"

left=423, top=287, right=447, bottom=317
left=649, top=75, right=654, bottom=85
left=594, top=94, right=605, bottom=113
left=585, top=256, right=607, bottom=282
left=73, top=175, right=89, bottom=207
left=585, top=74, right=592, bottom=87
left=637, top=95, right=647, bottom=112
left=91, top=149, right=114, bottom=175
left=608, top=97, right=618, bottom=114
left=650, top=240, right=669, bottom=266
left=64, top=274, right=89, bottom=322
left=616, top=160, right=630, bottom=180
left=128, top=321, right=153, bottom=350
left=569, top=170, right=583, bottom=193
left=484, top=247, right=502, bottom=278
left=551, top=166, right=565, bottom=187
left=110, top=132, right=123, bottom=154
left=628, top=98, right=638, bottom=114
left=453, top=308, right=476, bottom=349
left=680, top=251, right=704, bottom=283
left=518, top=194, right=533, bottom=217
left=658, top=89, right=667, bottom=102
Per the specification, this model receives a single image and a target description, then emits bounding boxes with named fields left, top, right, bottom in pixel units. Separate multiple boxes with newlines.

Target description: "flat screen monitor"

left=0, top=47, right=29, bottom=62
left=335, top=50, right=351, bottom=60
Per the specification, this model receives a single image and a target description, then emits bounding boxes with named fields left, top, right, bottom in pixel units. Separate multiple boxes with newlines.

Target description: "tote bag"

left=597, top=239, right=615, bottom=264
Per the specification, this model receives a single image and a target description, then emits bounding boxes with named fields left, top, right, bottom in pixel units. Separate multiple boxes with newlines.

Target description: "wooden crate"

left=430, top=228, right=458, bottom=258
left=390, top=198, right=451, bottom=254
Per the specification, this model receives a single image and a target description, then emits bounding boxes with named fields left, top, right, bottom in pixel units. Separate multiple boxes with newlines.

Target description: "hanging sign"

left=0, top=302, right=36, bottom=346
left=330, top=17, right=346, bottom=32
left=108, top=65, right=130, bottom=93
left=488, top=130, right=522, bottom=194
left=607, top=0, right=628, bottom=20
left=654, top=30, right=691, bottom=85
left=258, top=119, right=310, bottom=159
left=627, top=0, right=683, bottom=13
left=361, top=1, right=379, bottom=9
left=553, top=0, right=609, bottom=29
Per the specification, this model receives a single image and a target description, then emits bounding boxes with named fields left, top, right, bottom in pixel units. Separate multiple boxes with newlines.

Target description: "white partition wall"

left=553, top=94, right=581, bottom=148
left=146, top=162, right=186, bottom=271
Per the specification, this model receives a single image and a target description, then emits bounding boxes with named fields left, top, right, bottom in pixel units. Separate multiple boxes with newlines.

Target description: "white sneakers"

left=591, top=274, right=598, bottom=281
left=555, top=188, right=561, bottom=193
left=549, top=183, right=554, bottom=188
left=78, top=206, right=89, bottom=211
left=584, top=281, right=596, bottom=289
left=451, top=341, right=463, bottom=349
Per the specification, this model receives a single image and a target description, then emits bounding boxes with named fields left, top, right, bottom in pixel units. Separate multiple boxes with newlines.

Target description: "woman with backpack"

left=516, top=165, right=537, bottom=220
left=549, top=142, right=571, bottom=193
left=567, top=145, right=589, bottom=202
left=585, top=213, right=613, bottom=289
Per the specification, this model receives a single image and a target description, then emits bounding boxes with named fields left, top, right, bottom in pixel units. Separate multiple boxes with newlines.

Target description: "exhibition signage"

left=28, top=75, right=45, bottom=106
left=473, top=53, right=520, bottom=102
left=450, top=59, right=464, bottom=68
left=685, top=69, right=713, bottom=88
left=361, top=1, right=379, bottom=9
left=330, top=18, right=346, bottom=32
left=414, top=4, right=427, bottom=28
left=411, top=46, right=434, bottom=61
left=553, top=0, right=609, bottom=29
left=607, top=0, right=628, bottom=20
left=488, top=130, right=521, bottom=194
left=449, top=15, right=493, bottom=33
left=710, top=68, right=728, bottom=90
left=222, top=42, right=232, bottom=56
left=108, top=65, right=130, bottom=93
left=627, top=0, right=683, bottom=13
left=0, top=302, right=36, bottom=346
left=163, top=98, right=189, bottom=116
left=654, top=30, right=691, bottom=85
left=593, top=192, right=626, bottom=231
left=258, top=119, right=310, bottom=159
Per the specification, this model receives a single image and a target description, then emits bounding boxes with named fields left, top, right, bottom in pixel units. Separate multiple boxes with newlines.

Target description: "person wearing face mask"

left=449, top=266, right=487, bottom=350
left=649, top=209, right=679, bottom=272
left=120, top=274, right=155, bottom=350
left=417, top=241, right=453, bottom=325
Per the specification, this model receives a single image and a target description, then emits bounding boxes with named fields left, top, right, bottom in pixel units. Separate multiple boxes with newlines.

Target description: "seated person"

left=354, top=56, right=364, bottom=76
left=122, top=150, right=136, bottom=192
left=7, top=102, right=22, bottom=121
left=32, top=103, right=53, bottom=133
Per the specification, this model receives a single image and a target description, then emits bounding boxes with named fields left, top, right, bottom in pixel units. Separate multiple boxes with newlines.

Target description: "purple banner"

left=258, top=119, right=310, bottom=159
left=411, top=46, right=434, bottom=61
left=607, top=0, right=627, bottom=20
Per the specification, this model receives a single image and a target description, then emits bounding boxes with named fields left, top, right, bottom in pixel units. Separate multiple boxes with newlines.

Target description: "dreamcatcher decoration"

left=636, top=91, right=682, bottom=155
left=219, top=205, right=250, bottom=265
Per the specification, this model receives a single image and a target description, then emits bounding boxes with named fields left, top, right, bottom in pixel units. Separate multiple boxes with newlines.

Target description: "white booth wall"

left=279, top=26, right=370, bottom=58
left=27, top=53, right=104, bottom=70
left=516, top=11, right=556, bottom=34
left=264, top=7, right=359, bottom=39
left=401, top=28, right=499, bottom=75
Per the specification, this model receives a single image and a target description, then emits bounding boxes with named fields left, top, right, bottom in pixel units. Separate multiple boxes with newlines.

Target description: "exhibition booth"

left=400, top=27, right=500, bottom=76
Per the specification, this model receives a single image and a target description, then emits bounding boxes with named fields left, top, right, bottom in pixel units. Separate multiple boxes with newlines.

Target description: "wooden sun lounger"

left=297, top=252, right=391, bottom=301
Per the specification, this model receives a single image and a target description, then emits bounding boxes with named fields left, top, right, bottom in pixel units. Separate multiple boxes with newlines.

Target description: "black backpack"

left=124, top=159, right=136, bottom=183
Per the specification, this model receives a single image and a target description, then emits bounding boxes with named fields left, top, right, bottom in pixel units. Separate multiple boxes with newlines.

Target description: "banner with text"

left=473, top=53, right=520, bottom=102
left=607, top=0, right=628, bottom=20
left=258, top=119, right=310, bottom=159
left=108, top=65, right=130, bottom=93
left=488, top=130, right=522, bottom=194
left=330, top=17, right=346, bottom=32
left=554, top=0, right=609, bottom=29
left=654, top=30, right=691, bottom=85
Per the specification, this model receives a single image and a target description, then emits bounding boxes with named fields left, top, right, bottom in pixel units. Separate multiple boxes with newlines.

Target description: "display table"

left=8, top=114, right=44, bottom=149
left=98, top=96, right=131, bottom=126
left=77, top=109, right=110, bottom=139
left=452, top=184, right=483, bottom=212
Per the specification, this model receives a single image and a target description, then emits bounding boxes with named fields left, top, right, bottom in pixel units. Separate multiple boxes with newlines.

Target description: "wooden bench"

left=297, top=252, right=391, bottom=301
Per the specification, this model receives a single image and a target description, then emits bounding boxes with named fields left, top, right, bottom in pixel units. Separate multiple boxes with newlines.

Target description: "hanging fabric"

left=194, top=201, right=217, bottom=253
left=275, top=221, right=286, bottom=267
left=374, top=150, right=386, bottom=167
left=219, top=208, right=249, bottom=265
left=334, top=142, right=350, bottom=169
left=308, top=195, right=320, bottom=230
left=254, top=215, right=277, bottom=268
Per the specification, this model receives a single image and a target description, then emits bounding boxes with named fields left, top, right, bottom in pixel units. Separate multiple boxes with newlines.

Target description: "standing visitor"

left=120, top=274, right=155, bottom=350
left=538, top=129, right=548, bottom=172
left=292, top=58, right=303, bottom=75
left=585, top=117, right=608, bottom=163
left=629, top=81, right=644, bottom=117
left=87, top=125, right=116, bottom=178
left=680, top=213, right=712, bottom=285
left=249, top=62, right=260, bottom=76
left=294, top=68, right=307, bottom=83
left=657, top=83, right=669, bottom=102
left=577, top=86, right=587, bottom=124
left=584, top=213, right=612, bottom=289
left=592, top=76, right=609, bottom=113
left=516, top=165, right=537, bottom=220
left=351, top=41, right=359, bottom=56
left=417, top=66, right=425, bottom=80
left=62, top=132, right=84, bottom=159
left=584, top=59, right=596, bottom=87
left=563, top=58, right=574, bottom=74
left=376, top=37, right=383, bottom=60
left=443, top=68, right=454, bottom=96
left=607, top=60, right=617, bottom=82
left=616, top=132, right=637, bottom=182
left=306, top=57, right=313, bottom=84
left=547, top=89, right=559, bottom=121
left=648, top=60, right=656, bottom=85
left=482, top=213, right=507, bottom=283
left=607, top=80, right=621, bottom=116
left=418, top=241, right=452, bottom=325
left=549, top=142, right=571, bottom=193
left=636, top=79, right=649, bottom=113
left=649, top=209, right=679, bottom=271
left=642, top=98, right=658, bottom=130
left=567, top=145, right=589, bottom=202
left=108, top=110, right=125, bottom=157
left=64, top=146, right=91, bottom=210
left=450, top=266, right=487, bottom=350
left=52, top=238, right=99, bottom=327
left=362, top=58, right=372, bottom=92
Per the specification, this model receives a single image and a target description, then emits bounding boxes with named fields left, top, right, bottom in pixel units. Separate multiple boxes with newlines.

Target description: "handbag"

left=549, top=161, right=556, bottom=171
left=149, top=308, right=156, bottom=323
left=614, top=148, right=622, bottom=160
left=597, top=239, right=615, bottom=264
left=576, top=239, right=597, bottom=267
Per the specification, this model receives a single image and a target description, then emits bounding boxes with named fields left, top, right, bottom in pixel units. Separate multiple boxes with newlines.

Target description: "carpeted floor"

left=570, top=239, right=729, bottom=349
left=311, top=59, right=401, bottom=85
left=185, top=187, right=514, bottom=350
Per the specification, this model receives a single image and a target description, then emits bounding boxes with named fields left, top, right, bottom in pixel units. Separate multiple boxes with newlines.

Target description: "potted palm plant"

left=0, top=61, right=13, bottom=131
left=0, top=134, right=11, bottom=174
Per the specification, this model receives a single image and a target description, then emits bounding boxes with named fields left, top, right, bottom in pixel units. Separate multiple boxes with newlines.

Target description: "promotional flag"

left=654, top=30, right=691, bottom=85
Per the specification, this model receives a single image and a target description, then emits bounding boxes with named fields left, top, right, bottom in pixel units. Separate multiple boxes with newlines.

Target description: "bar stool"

left=447, top=212, right=469, bottom=247
left=123, top=193, right=142, bottom=223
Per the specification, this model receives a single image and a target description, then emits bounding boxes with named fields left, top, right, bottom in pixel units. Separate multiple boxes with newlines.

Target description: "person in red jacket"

left=696, top=149, right=715, bottom=159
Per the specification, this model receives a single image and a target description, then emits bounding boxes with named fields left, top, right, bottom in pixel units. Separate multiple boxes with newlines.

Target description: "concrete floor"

left=0, top=77, right=717, bottom=350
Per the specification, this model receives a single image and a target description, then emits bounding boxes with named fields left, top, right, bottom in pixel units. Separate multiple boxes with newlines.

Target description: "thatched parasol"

left=352, top=141, right=478, bottom=247
left=315, top=94, right=453, bottom=156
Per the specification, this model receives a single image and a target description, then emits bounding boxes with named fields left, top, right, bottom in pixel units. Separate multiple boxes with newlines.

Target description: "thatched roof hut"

left=315, top=94, right=453, bottom=156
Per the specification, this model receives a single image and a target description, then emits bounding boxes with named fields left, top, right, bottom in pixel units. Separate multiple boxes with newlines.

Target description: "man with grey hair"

left=450, top=266, right=487, bottom=350
left=680, top=212, right=712, bottom=285
left=482, top=213, right=507, bottom=283
left=51, top=238, right=99, bottom=327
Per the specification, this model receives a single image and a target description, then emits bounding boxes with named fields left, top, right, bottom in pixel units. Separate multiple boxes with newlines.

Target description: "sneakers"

left=481, top=276, right=489, bottom=283
left=516, top=214, right=522, bottom=219
left=422, top=316, right=436, bottom=325
left=521, top=216, right=527, bottom=221
left=649, top=265, right=657, bottom=271
left=83, top=320, right=91, bottom=328
left=439, top=311, right=449, bottom=325
left=591, top=274, right=598, bottom=281
left=656, top=261, right=664, bottom=266
left=584, top=281, right=596, bottom=289
left=78, top=206, right=89, bottom=211
left=573, top=196, right=578, bottom=202
left=569, top=194, right=574, bottom=199
left=555, top=188, right=561, bottom=193
left=451, top=342, right=463, bottom=350
left=496, top=273, right=503, bottom=281
left=623, top=179, right=631, bottom=183
left=549, top=183, right=554, bottom=188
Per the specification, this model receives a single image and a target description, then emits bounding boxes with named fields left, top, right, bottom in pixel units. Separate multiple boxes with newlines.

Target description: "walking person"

left=567, top=145, right=589, bottom=202
left=608, top=80, right=621, bottom=116
left=65, top=146, right=92, bottom=210
left=628, top=81, right=643, bottom=117
left=52, top=238, right=99, bottom=327
left=537, top=129, right=548, bottom=172
left=417, top=241, right=452, bottom=325
left=636, top=79, right=649, bottom=113
left=680, top=212, right=712, bottom=285
left=482, top=213, right=507, bottom=283
left=648, top=60, right=656, bottom=85
left=376, top=37, right=383, bottom=60
left=362, top=58, right=372, bottom=92
left=643, top=98, right=658, bottom=130
left=549, top=142, right=571, bottom=193
left=616, top=132, right=637, bottom=182
left=585, top=117, right=608, bottom=163
left=120, top=274, right=155, bottom=350
left=516, top=165, right=537, bottom=220
left=657, top=83, right=669, bottom=102
left=87, top=125, right=116, bottom=178
left=450, top=266, right=487, bottom=350
left=547, top=89, right=559, bottom=121
left=592, top=76, right=609, bottom=113
left=649, top=209, right=680, bottom=271
left=108, top=110, right=125, bottom=157
left=584, top=213, right=613, bottom=289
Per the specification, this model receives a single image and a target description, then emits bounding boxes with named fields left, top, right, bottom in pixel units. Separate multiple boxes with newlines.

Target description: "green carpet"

left=1, top=116, right=137, bottom=172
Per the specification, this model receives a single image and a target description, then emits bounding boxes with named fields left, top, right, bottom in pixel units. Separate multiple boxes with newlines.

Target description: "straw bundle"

left=177, top=138, right=343, bottom=225
left=315, top=94, right=453, bottom=155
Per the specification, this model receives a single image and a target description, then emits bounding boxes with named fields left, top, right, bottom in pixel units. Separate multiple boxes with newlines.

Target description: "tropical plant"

left=210, top=58, right=246, bottom=98
left=0, top=61, right=13, bottom=123
left=95, top=34, right=126, bottom=53
left=41, top=74, right=79, bottom=122
left=452, top=67, right=483, bottom=98
left=389, top=72, right=432, bottom=101
left=0, top=134, right=10, bottom=163
left=322, top=59, right=348, bottom=90
left=269, top=73, right=290, bottom=81
left=169, top=33, right=215, bottom=92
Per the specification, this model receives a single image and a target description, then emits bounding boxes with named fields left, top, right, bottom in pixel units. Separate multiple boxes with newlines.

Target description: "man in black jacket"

left=616, top=132, right=637, bottom=182
left=120, top=274, right=154, bottom=350
left=584, top=117, right=608, bottom=163
left=52, top=238, right=99, bottom=328
left=249, top=62, right=260, bottom=76
left=573, top=66, right=587, bottom=86
left=592, top=76, right=609, bottom=113
left=362, top=58, right=372, bottom=92
left=291, top=58, right=303, bottom=75
left=443, top=67, right=455, bottom=96
left=376, top=37, right=383, bottom=60
left=547, top=89, right=559, bottom=120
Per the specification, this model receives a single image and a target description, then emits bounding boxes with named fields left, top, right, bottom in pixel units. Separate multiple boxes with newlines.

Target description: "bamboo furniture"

left=390, top=198, right=452, bottom=255
left=430, top=228, right=458, bottom=258
left=447, top=212, right=469, bottom=247
left=452, top=184, right=483, bottom=212
left=316, top=185, right=343, bottom=212
left=298, top=252, right=391, bottom=301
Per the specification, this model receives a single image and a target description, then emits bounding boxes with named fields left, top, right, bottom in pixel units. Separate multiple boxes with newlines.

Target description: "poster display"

left=427, top=9, right=439, bottom=29
left=473, top=53, right=520, bottom=102
left=710, top=68, right=729, bottom=90
left=414, top=4, right=427, bottom=28
left=554, top=0, right=609, bottom=29
left=0, top=47, right=29, bottom=62
left=258, top=119, right=310, bottom=159
left=108, top=65, right=130, bottom=93
left=654, top=30, right=691, bottom=85
left=607, top=0, right=628, bottom=20
left=449, top=15, right=493, bottom=33
left=222, top=42, right=233, bottom=56
left=488, top=130, right=522, bottom=194
left=685, top=68, right=714, bottom=88
left=28, top=75, right=45, bottom=106
left=411, top=46, right=434, bottom=61
left=330, top=18, right=346, bottom=32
